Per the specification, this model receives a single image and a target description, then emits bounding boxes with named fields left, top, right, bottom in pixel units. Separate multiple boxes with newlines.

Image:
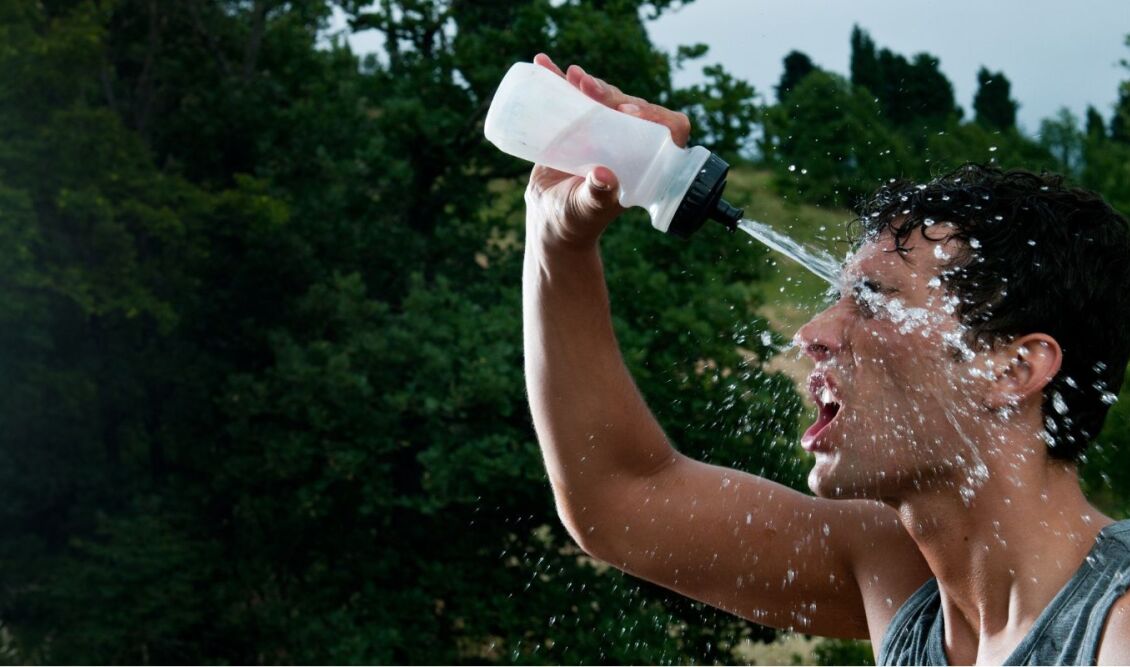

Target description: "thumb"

left=569, top=165, right=623, bottom=223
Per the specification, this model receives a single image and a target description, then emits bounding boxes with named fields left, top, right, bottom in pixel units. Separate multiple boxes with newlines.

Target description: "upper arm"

left=1097, top=589, right=1130, bottom=665
left=579, top=453, right=932, bottom=641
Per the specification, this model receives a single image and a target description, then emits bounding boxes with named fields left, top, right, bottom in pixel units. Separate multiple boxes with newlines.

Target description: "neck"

left=893, top=453, right=1111, bottom=650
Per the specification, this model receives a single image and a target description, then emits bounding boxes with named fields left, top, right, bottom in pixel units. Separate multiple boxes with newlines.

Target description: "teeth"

left=820, top=386, right=837, bottom=406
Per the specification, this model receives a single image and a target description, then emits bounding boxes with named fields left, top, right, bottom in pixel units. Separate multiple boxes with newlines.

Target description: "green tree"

left=0, top=0, right=802, bottom=663
left=1112, top=86, right=1130, bottom=142
left=1086, top=105, right=1108, bottom=140
left=668, top=58, right=760, bottom=163
left=850, top=26, right=959, bottom=129
left=776, top=50, right=817, bottom=102
left=922, top=120, right=1055, bottom=178
left=762, top=70, right=908, bottom=206
left=849, top=25, right=879, bottom=96
left=1039, top=107, right=1085, bottom=176
left=973, top=67, right=1019, bottom=131
left=1081, top=365, right=1130, bottom=519
left=1081, top=36, right=1130, bottom=214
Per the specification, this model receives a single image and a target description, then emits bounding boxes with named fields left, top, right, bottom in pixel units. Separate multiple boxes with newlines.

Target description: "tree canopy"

left=0, top=0, right=792, bottom=663
left=973, top=66, right=1019, bottom=131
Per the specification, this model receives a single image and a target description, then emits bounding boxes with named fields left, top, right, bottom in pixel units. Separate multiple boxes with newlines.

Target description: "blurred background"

left=1, top=0, right=1128, bottom=663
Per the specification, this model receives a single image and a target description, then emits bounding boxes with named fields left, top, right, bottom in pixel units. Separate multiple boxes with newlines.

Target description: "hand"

left=525, top=53, right=693, bottom=250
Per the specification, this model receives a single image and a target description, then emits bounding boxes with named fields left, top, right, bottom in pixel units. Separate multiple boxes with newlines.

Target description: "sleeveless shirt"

left=878, top=519, right=1130, bottom=666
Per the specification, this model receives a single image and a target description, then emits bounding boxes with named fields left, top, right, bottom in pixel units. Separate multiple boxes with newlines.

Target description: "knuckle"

left=524, top=181, right=539, bottom=203
left=524, top=178, right=545, bottom=207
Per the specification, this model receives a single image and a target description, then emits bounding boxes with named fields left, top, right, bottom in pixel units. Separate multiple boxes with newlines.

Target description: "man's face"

left=795, top=229, right=997, bottom=502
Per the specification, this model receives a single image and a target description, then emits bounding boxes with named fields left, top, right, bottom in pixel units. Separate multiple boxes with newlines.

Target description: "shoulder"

left=1096, top=585, right=1130, bottom=665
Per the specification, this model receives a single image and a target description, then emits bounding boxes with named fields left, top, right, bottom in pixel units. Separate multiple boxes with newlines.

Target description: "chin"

left=807, top=453, right=849, bottom=498
left=807, top=452, right=890, bottom=501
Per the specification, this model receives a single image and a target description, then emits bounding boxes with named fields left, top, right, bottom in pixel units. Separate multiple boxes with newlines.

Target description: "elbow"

left=552, top=490, right=619, bottom=562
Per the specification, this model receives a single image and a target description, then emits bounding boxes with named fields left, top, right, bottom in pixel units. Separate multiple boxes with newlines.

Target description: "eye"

left=851, top=280, right=883, bottom=319
left=855, top=296, right=878, bottom=319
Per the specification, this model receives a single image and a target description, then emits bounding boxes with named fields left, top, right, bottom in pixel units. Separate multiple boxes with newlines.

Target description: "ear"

left=984, top=333, right=1063, bottom=410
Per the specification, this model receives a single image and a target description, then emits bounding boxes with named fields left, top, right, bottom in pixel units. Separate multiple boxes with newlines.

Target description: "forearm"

left=523, top=237, right=678, bottom=517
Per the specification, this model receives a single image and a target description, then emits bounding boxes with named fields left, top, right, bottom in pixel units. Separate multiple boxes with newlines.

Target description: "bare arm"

left=523, top=54, right=931, bottom=645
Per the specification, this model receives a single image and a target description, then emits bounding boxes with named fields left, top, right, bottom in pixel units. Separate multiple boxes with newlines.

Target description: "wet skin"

left=797, top=229, right=997, bottom=502
left=798, top=230, right=1130, bottom=663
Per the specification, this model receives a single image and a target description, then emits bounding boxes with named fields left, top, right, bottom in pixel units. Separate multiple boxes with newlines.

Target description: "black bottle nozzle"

left=711, top=197, right=743, bottom=232
left=667, top=153, right=744, bottom=239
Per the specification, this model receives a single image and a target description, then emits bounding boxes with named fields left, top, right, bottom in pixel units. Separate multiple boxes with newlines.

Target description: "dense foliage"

left=1, top=2, right=1128, bottom=663
left=0, top=0, right=799, bottom=663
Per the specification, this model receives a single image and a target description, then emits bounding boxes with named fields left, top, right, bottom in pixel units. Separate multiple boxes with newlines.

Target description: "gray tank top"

left=878, top=519, right=1130, bottom=666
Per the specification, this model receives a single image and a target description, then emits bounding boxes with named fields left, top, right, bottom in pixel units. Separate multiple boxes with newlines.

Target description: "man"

left=522, top=54, right=1130, bottom=665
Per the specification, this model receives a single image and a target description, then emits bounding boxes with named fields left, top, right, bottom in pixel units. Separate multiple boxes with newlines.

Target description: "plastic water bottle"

left=484, top=62, right=743, bottom=238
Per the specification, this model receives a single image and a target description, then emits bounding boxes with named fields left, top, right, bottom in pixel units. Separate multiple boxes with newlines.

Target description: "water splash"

left=736, top=218, right=841, bottom=286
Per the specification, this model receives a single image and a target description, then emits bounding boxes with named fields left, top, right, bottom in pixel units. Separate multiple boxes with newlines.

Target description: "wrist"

left=524, top=225, right=602, bottom=280
left=525, top=215, right=602, bottom=257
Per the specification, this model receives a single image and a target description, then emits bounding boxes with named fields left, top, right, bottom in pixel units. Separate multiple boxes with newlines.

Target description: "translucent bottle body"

left=484, top=62, right=710, bottom=233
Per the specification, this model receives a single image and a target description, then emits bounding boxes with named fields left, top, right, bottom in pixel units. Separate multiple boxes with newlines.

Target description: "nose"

left=795, top=305, right=846, bottom=363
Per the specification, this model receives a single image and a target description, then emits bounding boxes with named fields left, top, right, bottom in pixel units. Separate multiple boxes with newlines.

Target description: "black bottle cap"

left=667, top=153, right=745, bottom=239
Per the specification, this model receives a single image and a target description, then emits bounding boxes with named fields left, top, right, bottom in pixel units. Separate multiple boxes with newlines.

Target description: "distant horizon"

left=647, top=0, right=1128, bottom=137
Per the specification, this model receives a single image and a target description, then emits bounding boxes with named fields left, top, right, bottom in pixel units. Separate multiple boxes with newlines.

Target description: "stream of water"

left=736, top=218, right=842, bottom=286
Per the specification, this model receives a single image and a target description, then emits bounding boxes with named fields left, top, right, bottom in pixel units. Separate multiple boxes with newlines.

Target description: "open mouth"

left=802, top=374, right=841, bottom=452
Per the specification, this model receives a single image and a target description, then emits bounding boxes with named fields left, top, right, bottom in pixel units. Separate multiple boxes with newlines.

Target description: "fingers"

left=617, top=102, right=692, bottom=148
left=533, top=53, right=566, bottom=78
left=565, top=65, right=636, bottom=108
left=537, top=52, right=693, bottom=151
left=556, top=60, right=691, bottom=148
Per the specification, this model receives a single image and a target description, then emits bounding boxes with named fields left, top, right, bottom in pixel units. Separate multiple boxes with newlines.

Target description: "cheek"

left=845, top=320, right=922, bottom=378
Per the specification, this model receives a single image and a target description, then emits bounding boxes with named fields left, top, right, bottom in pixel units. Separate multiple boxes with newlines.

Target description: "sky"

left=333, top=1, right=1127, bottom=134
left=646, top=0, right=1128, bottom=134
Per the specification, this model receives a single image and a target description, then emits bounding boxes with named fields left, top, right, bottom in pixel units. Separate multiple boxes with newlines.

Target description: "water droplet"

left=788, top=164, right=797, bottom=172
left=989, top=146, right=998, bottom=152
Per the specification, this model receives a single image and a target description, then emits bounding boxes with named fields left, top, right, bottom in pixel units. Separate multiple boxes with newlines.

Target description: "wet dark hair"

left=853, top=163, right=1130, bottom=462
